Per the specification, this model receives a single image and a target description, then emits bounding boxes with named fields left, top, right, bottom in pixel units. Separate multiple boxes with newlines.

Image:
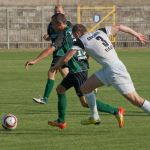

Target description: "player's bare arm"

left=111, top=25, right=147, bottom=44
left=51, top=49, right=77, bottom=72
left=25, top=46, right=55, bottom=70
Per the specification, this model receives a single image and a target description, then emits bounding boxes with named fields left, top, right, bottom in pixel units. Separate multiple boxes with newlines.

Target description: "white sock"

left=141, top=100, right=150, bottom=114
left=84, top=92, right=100, bottom=120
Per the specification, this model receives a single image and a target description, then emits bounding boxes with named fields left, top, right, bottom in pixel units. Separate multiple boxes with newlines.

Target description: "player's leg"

left=81, top=74, right=103, bottom=94
left=48, top=84, right=67, bottom=129
left=123, top=91, right=150, bottom=114
left=48, top=73, right=74, bottom=129
left=78, top=96, right=124, bottom=126
left=110, top=62, right=150, bottom=115
left=74, top=71, right=100, bottom=122
left=80, top=73, right=124, bottom=127
left=56, top=84, right=68, bottom=123
left=74, top=71, right=120, bottom=117
left=80, top=74, right=104, bottom=120
left=43, top=64, right=69, bottom=102
left=79, top=96, right=120, bottom=116
left=42, top=56, right=62, bottom=102
left=76, top=71, right=121, bottom=116
left=58, top=66, right=69, bottom=78
left=33, top=57, right=61, bottom=104
left=95, top=100, right=124, bottom=128
left=43, top=69, right=56, bottom=101
left=111, top=65, right=150, bottom=115
left=32, top=69, right=56, bottom=104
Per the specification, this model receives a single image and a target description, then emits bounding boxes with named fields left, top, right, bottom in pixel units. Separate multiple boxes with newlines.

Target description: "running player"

left=47, top=13, right=124, bottom=129
left=26, top=5, right=70, bottom=104
left=70, top=24, right=149, bottom=124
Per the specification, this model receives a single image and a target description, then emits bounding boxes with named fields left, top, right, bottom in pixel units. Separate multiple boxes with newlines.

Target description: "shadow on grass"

left=19, top=109, right=150, bottom=117
left=23, top=110, right=52, bottom=114
left=0, top=102, right=27, bottom=105
left=0, top=126, right=109, bottom=136
left=124, top=110, right=149, bottom=116
left=97, top=110, right=149, bottom=117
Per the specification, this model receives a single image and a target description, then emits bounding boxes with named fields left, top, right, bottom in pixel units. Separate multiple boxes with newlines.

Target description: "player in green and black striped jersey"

left=47, top=13, right=124, bottom=129
left=26, top=5, right=71, bottom=104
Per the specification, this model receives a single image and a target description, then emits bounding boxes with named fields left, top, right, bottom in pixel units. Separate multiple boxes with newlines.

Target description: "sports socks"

left=57, top=93, right=67, bottom=123
left=43, top=79, right=55, bottom=102
left=96, top=100, right=118, bottom=115
left=84, top=92, right=100, bottom=120
left=141, top=99, right=150, bottom=114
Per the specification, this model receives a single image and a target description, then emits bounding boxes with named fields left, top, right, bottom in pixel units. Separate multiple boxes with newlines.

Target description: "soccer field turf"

left=0, top=48, right=150, bottom=150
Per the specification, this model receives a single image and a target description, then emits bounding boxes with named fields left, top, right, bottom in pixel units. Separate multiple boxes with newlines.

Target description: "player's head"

left=54, top=5, right=65, bottom=14
left=72, top=24, right=87, bottom=39
left=51, top=13, right=67, bottom=31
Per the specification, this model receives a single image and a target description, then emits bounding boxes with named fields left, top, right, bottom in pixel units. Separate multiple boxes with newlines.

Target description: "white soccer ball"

left=2, top=114, right=18, bottom=130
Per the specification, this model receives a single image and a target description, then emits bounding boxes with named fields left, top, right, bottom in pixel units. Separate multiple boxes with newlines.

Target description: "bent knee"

left=56, top=85, right=66, bottom=94
left=48, top=70, right=56, bottom=79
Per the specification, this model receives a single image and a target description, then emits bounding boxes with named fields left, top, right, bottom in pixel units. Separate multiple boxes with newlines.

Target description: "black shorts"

left=61, top=71, right=88, bottom=97
left=50, top=56, right=68, bottom=69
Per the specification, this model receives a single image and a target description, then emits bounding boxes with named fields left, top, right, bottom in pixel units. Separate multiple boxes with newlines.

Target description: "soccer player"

left=25, top=5, right=70, bottom=104
left=69, top=24, right=150, bottom=124
left=47, top=13, right=124, bottom=129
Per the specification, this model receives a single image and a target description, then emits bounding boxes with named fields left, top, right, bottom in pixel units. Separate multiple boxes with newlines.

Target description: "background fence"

left=0, top=6, right=150, bottom=49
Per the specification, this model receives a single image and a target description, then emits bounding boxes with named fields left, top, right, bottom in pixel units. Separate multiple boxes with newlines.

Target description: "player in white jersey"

left=71, top=24, right=150, bottom=125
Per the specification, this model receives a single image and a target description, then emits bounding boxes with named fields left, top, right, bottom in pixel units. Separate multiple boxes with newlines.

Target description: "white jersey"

left=72, top=26, right=120, bottom=67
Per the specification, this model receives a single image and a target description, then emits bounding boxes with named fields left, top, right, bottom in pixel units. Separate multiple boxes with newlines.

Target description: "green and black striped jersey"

left=47, top=21, right=72, bottom=57
left=53, top=25, right=89, bottom=73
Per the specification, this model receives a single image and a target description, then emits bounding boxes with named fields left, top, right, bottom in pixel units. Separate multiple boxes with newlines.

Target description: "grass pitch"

left=0, top=48, right=150, bottom=150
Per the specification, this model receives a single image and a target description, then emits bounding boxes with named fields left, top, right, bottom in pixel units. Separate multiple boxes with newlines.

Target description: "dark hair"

left=51, top=13, right=67, bottom=24
left=72, top=24, right=87, bottom=35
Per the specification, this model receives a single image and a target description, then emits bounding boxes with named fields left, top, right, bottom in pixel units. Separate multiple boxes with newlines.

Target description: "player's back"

left=80, top=28, right=120, bottom=67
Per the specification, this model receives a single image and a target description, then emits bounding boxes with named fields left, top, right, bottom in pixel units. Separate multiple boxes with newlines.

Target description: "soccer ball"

left=2, top=114, right=18, bottom=130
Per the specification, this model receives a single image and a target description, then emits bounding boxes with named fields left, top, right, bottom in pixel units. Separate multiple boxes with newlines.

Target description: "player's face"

left=73, top=31, right=80, bottom=39
left=52, top=22, right=66, bottom=31
left=54, top=7, right=64, bottom=14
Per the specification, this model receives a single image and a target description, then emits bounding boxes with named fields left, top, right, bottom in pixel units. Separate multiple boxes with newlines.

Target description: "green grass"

left=0, top=48, right=150, bottom=150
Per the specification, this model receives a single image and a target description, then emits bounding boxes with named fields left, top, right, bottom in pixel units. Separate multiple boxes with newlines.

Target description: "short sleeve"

left=51, top=31, right=64, bottom=49
left=98, top=26, right=112, bottom=36
left=47, top=22, right=52, bottom=36
left=71, top=39, right=84, bottom=50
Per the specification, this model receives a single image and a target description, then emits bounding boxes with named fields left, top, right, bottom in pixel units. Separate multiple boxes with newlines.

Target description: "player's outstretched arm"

left=134, top=33, right=147, bottom=44
left=25, top=47, right=55, bottom=70
left=25, top=60, right=36, bottom=70
left=111, top=25, right=147, bottom=44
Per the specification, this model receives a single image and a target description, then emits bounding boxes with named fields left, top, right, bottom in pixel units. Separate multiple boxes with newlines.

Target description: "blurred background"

left=0, top=0, right=149, bottom=49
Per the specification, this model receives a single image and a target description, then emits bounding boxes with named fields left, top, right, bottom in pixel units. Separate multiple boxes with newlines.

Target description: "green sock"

left=43, top=79, right=54, bottom=102
left=57, top=93, right=67, bottom=123
left=96, top=99, right=118, bottom=115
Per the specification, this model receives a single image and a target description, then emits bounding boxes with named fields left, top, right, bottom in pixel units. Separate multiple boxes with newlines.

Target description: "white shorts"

left=95, top=61, right=135, bottom=94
